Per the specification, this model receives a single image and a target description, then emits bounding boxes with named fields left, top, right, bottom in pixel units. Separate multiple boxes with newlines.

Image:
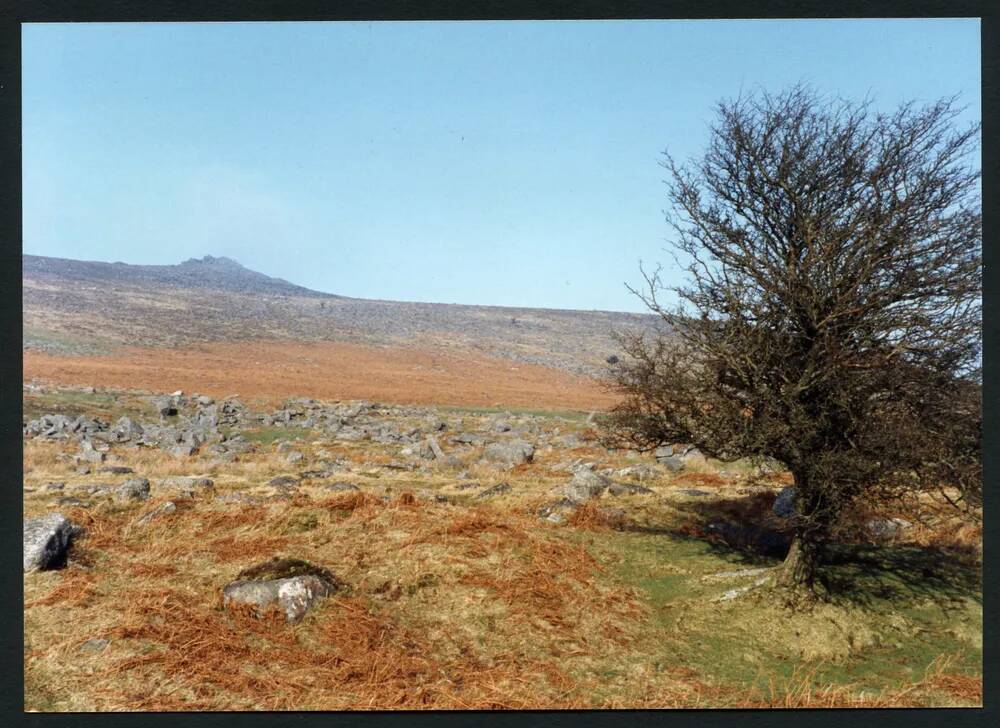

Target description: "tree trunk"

left=777, top=533, right=822, bottom=591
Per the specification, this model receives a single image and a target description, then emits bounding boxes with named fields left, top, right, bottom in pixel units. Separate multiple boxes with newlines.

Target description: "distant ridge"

left=23, top=254, right=340, bottom=299
left=23, top=252, right=661, bottom=375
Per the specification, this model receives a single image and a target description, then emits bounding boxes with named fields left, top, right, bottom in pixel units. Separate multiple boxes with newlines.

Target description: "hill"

left=22, top=254, right=660, bottom=378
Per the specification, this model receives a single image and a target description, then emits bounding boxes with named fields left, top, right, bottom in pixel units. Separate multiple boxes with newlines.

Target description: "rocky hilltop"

left=23, top=254, right=662, bottom=376
left=24, top=254, right=335, bottom=298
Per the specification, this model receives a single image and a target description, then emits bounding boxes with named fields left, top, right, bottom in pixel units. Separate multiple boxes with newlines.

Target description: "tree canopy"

left=605, top=86, right=982, bottom=591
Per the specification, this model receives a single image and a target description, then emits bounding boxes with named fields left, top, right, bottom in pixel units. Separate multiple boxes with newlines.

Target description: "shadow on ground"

left=626, top=492, right=981, bottom=608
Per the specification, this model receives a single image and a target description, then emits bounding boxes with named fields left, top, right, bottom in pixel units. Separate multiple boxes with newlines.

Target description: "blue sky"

left=22, top=19, right=981, bottom=312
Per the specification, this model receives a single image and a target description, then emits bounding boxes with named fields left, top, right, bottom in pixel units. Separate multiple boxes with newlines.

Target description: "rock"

left=135, top=501, right=177, bottom=526
left=110, top=416, right=144, bottom=442
left=538, top=497, right=578, bottom=524
left=154, top=396, right=178, bottom=418
left=424, top=417, right=447, bottom=432
left=24, top=513, right=81, bottom=571
left=701, top=567, right=772, bottom=582
left=773, top=486, right=797, bottom=518
left=450, top=432, right=485, bottom=446
left=426, top=436, right=462, bottom=468
left=99, top=465, right=134, bottom=475
left=715, top=576, right=770, bottom=602
left=115, top=477, right=150, bottom=503
left=79, top=441, right=106, bottom=464
left=334, top=427, right=367, bottom=442
left=654, top=445, right=674, bottom=460
left=57, top=497, right=89, bottom=508
left=866, top=517, right=912, bottom=541
left=679, top=488, right=712, bottom=497
left=678, top=446, right=706, bottom=464
left=222, top=558, right=345, bottom=623
left=493, top=420, right=513, bottom=433
left=563, top=469, right=611, bottom=503
left=554, top=433, right=582, bottom=448
left=481, top=440, right=534, bottom=468
left=417, top=489, right=450, bottom=504
left=286, top=451, right=304, bottom=464
left=659, top=456, right=685, bottom=473
left=161, top=475, right=214, bottom=489
left=196, top=395, right=215, bottom=406
left=614, top=464, right=658, bottom=481
left=323, top=482, right=360, bottom=492
left=427, top=436, right=446, bottom=460
left=608, top=481, right=654, bottom=496
left=385, top=460, right=416, bottom=471
left=169, top=444, right=195, bottom=458
left=44, top=482, right=66, bottom=491
left=160, top=476, right=215, bottom=497
left=268, top=475, right=300, bottom=489
left=78, top=637, right=110, bottom=653
left=475, top=482, right=512, bottom=499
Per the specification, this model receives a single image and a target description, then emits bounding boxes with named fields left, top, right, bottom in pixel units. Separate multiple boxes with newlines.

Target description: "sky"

left=22, top=19, right=981, bottom=313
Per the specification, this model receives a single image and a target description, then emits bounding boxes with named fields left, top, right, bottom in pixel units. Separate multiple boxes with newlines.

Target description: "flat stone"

left=161, top=476, right=215, bottom=496
left=79, top=637, right=110, bottom=653
left=608, top=481, right=654, bottom=496
left=322, top=482, right=359, bottom=492
left=222, top=559, right=345, bottom=622
left=100, top=465, right=134, bottom=475
left=475, top=482, right=512, bottom=499
left=679, top=488, right=712, bottom=497
left=268, top=475, right=300, bottom=488
left=57, top=497, right=89, bottom=508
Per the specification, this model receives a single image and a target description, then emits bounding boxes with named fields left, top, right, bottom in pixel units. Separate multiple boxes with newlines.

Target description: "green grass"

left=23, top=326, right=112, bottom=355
left=23, top=388, right=152, bottom=423
left=568, top=526, right=981, bottom=703
left=238, top=427, right=309, bottom=445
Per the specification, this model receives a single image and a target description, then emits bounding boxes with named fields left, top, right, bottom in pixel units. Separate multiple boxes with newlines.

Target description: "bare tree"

left=604, top=86, right=981, bottom=593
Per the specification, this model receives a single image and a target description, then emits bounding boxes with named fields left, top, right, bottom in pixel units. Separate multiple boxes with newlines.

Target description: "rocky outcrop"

left=481, top=440, right=535, bottom=468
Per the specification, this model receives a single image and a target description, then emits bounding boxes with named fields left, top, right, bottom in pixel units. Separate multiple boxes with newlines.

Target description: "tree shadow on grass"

left=626, top=492, right=981, bottom=609
left=620, top=523, right=782, bottom=569
left=629, top=491, right=791, bottom=562
left=819, top=544, right=982, bottom=609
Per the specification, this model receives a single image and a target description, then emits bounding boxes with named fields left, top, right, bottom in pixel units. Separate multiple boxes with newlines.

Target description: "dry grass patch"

left=26, top=490, right=662, bottom=709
